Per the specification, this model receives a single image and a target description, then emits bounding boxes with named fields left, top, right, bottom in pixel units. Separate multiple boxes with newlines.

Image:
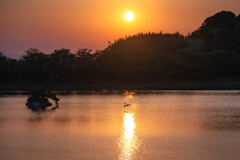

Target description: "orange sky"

left=0, top=0, right=240, bottom=57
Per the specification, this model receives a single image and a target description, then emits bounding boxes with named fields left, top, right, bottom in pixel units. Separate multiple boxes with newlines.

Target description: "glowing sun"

left=125, top=12, right=134, bottom=22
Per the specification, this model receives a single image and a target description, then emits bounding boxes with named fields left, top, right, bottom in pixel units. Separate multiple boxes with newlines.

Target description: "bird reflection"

left=119, top=112, right=139, bottom=160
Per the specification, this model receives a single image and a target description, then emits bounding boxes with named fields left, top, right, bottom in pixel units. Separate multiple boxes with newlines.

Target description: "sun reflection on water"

left=124, top=113, right=136, bottom=138
left=119, top=113, right=139, bottom=160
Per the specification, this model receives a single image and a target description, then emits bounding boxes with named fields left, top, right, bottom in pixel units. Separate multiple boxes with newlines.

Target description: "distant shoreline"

left=1, top=78, right=240, bottom=93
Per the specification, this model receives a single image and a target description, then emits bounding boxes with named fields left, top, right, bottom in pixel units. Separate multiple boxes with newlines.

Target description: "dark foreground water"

left=0, top=91, right=240, bottom=160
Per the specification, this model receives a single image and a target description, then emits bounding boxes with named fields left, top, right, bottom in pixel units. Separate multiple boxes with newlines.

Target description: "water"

left=0, top=91, right=240, bottom=160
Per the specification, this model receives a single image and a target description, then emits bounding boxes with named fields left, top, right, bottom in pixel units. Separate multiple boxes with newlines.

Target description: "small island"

left=26, top=89, right=59, bottom=110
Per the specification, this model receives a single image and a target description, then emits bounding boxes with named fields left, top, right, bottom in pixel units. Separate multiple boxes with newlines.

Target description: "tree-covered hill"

left=1, top=11, right=240, bottom=86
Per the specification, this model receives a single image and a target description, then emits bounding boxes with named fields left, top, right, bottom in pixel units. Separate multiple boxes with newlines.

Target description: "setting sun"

left=125, top=12, right=134, bottom=22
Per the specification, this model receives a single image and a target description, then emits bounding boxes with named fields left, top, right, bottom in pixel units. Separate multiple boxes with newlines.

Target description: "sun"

left=125, top=12, right=134, bottom=22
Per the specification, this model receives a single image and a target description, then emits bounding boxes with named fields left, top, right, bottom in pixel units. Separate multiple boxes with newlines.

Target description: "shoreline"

left=1, top=80, right=240, bottom=94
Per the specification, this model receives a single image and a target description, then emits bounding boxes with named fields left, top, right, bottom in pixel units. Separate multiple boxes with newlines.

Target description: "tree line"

left=1, top=11, right=240, bottom=84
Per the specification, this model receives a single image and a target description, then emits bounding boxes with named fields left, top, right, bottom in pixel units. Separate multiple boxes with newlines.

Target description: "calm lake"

left=0, top=91, right=240, bottom=160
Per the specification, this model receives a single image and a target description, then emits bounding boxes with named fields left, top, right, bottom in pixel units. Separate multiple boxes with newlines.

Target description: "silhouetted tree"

left=190, top=11, right=239, bottom=51
left=0, top=52, right=18, bottom=82
left=19, top=48, right=49, bottom=82
left=48, top=48, right=76, bottom=82
left=76, top=48, right=94, bottom=64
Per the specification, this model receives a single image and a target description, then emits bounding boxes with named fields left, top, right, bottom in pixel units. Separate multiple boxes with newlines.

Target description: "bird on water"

left=124, top=103, right=131, bottom=107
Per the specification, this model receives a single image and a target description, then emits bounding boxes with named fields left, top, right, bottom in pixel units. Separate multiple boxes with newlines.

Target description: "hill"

left=1, top=11, right=240, bottom=90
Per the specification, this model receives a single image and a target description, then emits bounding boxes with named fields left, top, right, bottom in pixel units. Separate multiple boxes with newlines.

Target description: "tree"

left=76, top=48, right=94, bottom=64
left=201, top=11, right=236, bottom=29
left=19, top=48, right=49, bottom=82
left=190, top=11, right=239, bottom=51
left=48, top=48, right=76, bottom=82
left=0, top=52, right=18, bottom=82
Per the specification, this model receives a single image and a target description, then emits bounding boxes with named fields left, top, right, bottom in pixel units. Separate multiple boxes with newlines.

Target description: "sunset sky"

left=0, top=0, right=240, bottom=57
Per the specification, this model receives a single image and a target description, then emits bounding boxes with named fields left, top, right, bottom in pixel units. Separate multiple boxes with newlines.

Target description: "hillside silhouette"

left=1, top=11, right=240, bottom=89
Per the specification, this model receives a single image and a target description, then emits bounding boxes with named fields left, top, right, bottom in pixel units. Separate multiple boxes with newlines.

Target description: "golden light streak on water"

left=119, top=113, right=140, bottom=160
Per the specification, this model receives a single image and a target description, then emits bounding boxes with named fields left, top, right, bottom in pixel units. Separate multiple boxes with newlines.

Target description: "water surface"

left=0, top=91, right=240, bottom=160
